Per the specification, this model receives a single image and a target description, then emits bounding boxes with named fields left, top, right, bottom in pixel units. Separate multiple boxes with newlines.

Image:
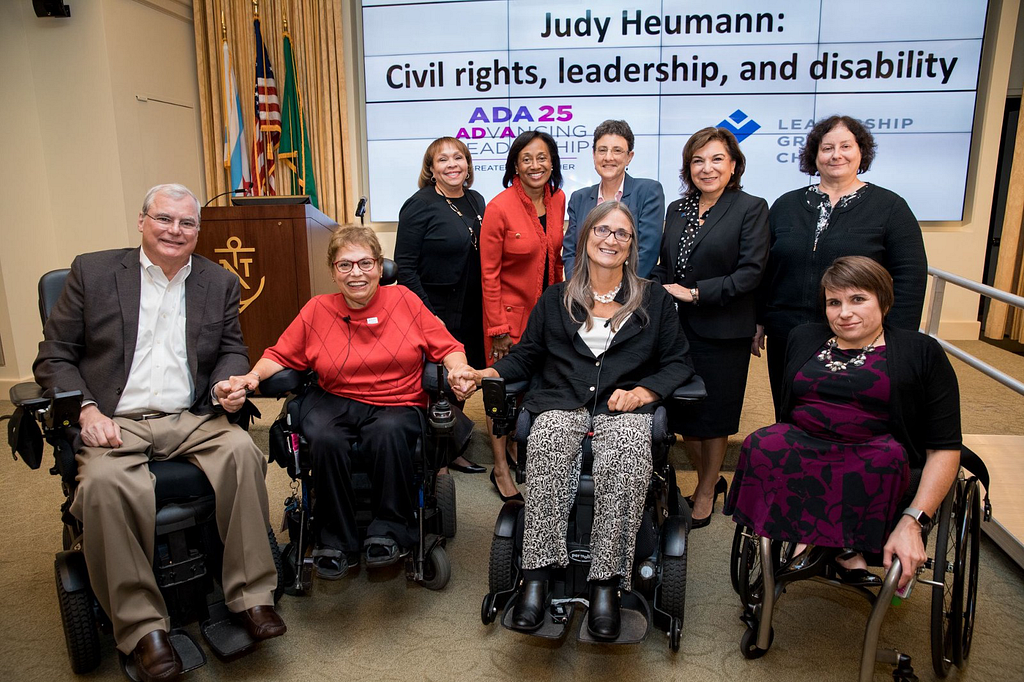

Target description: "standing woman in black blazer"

left=652, top=127, right=770, bottom=528
left=395, top=136, right=486, bottom=473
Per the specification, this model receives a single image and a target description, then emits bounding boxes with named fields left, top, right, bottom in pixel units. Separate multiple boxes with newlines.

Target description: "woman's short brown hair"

left=327, top=225, right=383, bottom=269
left=418, top=137, right=474, bottom=189
left=820, top=255, right=894, bottom=317
left=798, top=115, right=876, bottom=176
left=679, top=126, right=745, bottom=195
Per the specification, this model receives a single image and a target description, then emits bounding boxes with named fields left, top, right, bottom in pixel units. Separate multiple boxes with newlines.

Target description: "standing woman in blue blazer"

left=563, top=120, right=665, bottom=279
left=652, top=127, right=770, bottom=528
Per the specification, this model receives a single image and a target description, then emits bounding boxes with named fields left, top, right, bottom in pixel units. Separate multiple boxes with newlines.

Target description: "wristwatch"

left=902, top=507, right=933, bottom=533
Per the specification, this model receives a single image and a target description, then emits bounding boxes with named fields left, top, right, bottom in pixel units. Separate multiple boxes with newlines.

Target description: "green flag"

left=279, top=32, right=319, bottom=208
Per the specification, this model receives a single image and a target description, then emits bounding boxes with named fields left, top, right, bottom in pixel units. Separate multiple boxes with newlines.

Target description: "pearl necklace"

left=816, top=330, right=884, bottom=372
left=592, top=282, right=622, bottom=304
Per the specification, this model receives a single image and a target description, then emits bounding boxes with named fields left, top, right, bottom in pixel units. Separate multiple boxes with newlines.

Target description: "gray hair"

left=562, top=201, right=649, bottom=331
left=141, top=184, right=202, bottom=227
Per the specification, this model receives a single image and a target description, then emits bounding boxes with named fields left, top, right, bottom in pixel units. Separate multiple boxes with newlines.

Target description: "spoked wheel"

left=421, top=544, right=451, bottom=591
left=659, top=554, right=687, bottom=651
left=436, top=472, right=457, bottom=539
left=737, top=529, right=784, bottom=609
left=930, top=481, right=959, bottom=678
left=730, top=524, right=745, bottom=595
left=740, top=625, right=773, bottom=659
left=55, top=562, right=101, bottom=673
left=954, top=478, right=981, bottom=664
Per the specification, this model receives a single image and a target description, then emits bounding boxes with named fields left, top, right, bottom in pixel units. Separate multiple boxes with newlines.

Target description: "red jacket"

left=480, top=178, right=565, bottom=363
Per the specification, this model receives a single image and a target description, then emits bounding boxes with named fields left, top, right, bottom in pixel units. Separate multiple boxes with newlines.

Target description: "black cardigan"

left=781, top=323, right=961, bottom=468
left=492, top=281, right=693, bottom=416
left=394, top=184, right=485, bottom=321
left=759, top=184, right=927, bottom=338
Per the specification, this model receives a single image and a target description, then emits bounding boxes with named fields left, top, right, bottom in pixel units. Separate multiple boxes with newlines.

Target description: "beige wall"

left=0, top=0, right=201, bottom=390
left=0, top=0, right=1019, bottom=391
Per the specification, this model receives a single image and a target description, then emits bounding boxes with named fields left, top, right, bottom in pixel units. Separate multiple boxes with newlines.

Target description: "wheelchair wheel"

left=436, top=472, right=457, bottom=539
left=740, top=625, right=773, bottom=659
left=55, top=563, right=101, bottom=674
left=730, top=524, right=744, bottom=595
left=488, top=534, right=515, bottom=594
left=269, top=528, right=285, bottom=603
left=659, top=554, right=687, bottom=652
left=954, top=478, right=981, bottom=664
left=930, top=481, right=959, bottom=678
left=421, top=545, right=451, bottom=591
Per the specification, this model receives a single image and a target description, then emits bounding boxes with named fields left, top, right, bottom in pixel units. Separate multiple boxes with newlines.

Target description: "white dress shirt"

left=114, top=251, right=193, bottom=415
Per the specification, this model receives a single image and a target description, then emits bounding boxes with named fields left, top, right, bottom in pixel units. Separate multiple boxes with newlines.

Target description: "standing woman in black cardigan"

left=754, top=115, right=927, bottom=415
left=395, top=136, right=486, bottom=473
left=652, top=127, right=770, bottom=528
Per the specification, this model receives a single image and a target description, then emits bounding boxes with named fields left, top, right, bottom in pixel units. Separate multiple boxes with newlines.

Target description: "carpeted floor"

left=1, top=340, right=1022, bottom=681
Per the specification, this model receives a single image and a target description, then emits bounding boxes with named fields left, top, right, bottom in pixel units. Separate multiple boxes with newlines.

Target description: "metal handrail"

left=923, top=266, right=1024, bottom=397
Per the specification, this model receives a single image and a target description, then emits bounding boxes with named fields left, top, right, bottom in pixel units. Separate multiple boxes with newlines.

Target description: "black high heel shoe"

left=448, top=457, right=486, bottom=474
left=511, top=580, right=548, bottom=632
left=587, top=578, right=621, bottom=640
left=490, top=469, right=523, bottom=503
left=689, top=476, right=728, bottom=529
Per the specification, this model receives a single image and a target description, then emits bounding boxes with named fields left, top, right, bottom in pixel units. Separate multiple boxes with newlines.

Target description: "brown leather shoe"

left=232, top=605, right=287, bottom=641
left=132, top=630, right=181, bottom=682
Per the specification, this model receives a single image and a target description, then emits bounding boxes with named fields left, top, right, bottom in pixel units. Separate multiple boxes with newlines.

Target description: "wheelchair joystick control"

left=428, top=365, right=455, bottom=434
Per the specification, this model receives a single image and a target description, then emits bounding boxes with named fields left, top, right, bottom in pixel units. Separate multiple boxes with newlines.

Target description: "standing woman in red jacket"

left=481, top=130, right=566, bottom=501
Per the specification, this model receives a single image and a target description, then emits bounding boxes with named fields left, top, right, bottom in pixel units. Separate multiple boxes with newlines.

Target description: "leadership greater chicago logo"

left=718, top=109, right=760, bottom=142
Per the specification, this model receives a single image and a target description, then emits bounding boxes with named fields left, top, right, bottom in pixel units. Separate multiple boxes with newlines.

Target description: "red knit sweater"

left=263, top=286, right=463, bottom=407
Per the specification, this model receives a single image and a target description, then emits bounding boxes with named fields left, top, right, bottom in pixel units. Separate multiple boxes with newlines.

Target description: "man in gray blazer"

left=34, top=184, right=284, bottom=682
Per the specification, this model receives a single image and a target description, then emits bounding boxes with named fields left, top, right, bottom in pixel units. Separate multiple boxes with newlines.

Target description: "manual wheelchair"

left=478, top=374, right=707, bottom=651
left=5, top=269, right=283, bottom=679
left=730, top=448, right=991, bottom=681
left=258, top=260, right=458, bottom=594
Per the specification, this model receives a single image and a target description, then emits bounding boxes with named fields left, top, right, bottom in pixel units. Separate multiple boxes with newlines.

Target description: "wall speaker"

left=33, top=0, right=71, bottom=18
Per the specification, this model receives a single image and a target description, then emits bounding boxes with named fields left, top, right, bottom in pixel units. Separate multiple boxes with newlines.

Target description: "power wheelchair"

left=258, top=259, right=458, bottom=594
left=730, top=448, right=991, bottom=681
left=5, top=269, right=284, bottom=678
left=478, top=374, right=707, bottom=651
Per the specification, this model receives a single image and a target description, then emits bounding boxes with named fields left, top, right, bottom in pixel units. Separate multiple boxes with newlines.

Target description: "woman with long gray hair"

left=450, top=201, right=692, bottom=640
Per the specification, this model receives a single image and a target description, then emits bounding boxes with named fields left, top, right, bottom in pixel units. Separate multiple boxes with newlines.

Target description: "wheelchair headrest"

left=381, top=258, right=398, bottom=286
left=39, top=268, right=70, bottom=325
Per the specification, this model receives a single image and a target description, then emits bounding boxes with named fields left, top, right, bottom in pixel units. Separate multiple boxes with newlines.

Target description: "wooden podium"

left=197, top=203, right=339, bottom=361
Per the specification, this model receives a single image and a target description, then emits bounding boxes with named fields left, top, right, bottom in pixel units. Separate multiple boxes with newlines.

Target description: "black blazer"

left=651, top=189, right=769, bottom=339
left=492, top=281, right=693, bottom=416
left=782, top=323, right=961, bottom=468
left=33, top=248, right=249, bottom=417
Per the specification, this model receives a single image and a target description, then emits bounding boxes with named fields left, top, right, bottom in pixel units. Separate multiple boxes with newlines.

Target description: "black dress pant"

left=299, top=388, right=423, bottom=553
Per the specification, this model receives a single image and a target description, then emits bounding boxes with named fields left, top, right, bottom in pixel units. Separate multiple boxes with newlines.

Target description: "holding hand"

left=447, top=365, right=481, bottom=401
left=213, top=379, right=249, bottom=413
left=79, top=404, right=122, bottom=448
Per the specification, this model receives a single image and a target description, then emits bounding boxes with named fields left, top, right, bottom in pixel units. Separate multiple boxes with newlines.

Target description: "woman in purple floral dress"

left=727, top=256, right=961, bottom=589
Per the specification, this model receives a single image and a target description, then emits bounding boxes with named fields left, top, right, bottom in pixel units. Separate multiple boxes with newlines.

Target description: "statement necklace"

left=592, top=282, right=622, bottom=304
left=816, top=330, right=884, bottom=372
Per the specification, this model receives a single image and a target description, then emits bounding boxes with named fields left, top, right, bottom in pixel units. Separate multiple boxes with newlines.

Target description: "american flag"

left=251, top=18, right=280, bottom=195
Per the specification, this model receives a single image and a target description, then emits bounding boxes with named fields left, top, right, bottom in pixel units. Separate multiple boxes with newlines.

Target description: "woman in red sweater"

left=481, top=130, right=566, bottom=501
left=229, top=226, right=469, bottom=579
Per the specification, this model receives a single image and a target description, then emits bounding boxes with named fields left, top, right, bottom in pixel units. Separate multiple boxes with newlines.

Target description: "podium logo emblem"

left=214, top=236, right=266, bottom=313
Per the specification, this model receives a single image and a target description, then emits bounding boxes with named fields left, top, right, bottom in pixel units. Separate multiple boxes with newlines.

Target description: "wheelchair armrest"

left=669, top=374, right=707, bottom=402
left=505, top=379, right=530, bottom=394
left=260, top=368, right=308, bottom=397
left=9, top=381, right=47, bottom=409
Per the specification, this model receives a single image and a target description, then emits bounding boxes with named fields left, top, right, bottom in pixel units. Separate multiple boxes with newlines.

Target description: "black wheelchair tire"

left=930, top=480, right=959, bottom=678
left=269, top=527, right=285, bottom=603
left=955, top=478, right=981, bottom=664
left=730, top=524, right=745, bottom=595
left=488, top=534, right=515, bottom=595
left=55, top=563, right=101, bottom=674
left=436, top=473, right=457, bottom=539
left=659, top=553, right=687, bottom=627
left=740, top=625, right=773, bottom=659
left=421, top=544, right=451, bottom=591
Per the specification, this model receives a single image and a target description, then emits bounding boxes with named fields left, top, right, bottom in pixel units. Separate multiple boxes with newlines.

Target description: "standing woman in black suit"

left=652, top=127, right=770, bottom=528
left=395, top=136, right=486, bottom=473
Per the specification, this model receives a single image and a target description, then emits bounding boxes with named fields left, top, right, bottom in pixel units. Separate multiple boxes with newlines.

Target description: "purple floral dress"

left=726, top=346, right=909, bottom=552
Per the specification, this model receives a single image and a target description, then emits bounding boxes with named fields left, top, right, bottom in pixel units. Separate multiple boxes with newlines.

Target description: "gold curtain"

left=193, top=0, right=352, bottom=221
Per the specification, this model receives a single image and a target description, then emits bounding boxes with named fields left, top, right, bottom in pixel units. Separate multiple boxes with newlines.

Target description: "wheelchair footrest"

left=199, top=602, right=258, bottom=660
left=501, top=594, right=574, bottom=640
left=119, top=628, right=206, bottom=681
left=577, top=591, right=651, bottom=645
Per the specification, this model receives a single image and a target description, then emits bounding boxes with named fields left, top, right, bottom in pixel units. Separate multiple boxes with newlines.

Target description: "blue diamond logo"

left=718, top=109, right=760, bottom=142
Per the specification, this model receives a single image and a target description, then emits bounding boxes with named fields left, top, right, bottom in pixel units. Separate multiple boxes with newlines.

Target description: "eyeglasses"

left=333, top=258, right=378, bottom=274
left=592, top=225, right=633, bottom=242
left=145, top=213, right=199, bottom=231
left=595, top=146, right=629, bottom=158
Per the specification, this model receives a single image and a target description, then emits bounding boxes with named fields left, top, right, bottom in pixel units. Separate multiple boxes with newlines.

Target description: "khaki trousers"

left=69, top=412, right=276, bottom=653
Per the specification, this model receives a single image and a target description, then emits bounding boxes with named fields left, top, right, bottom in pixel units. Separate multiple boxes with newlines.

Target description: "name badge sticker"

left=367, top=317, right=379, bottom=325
